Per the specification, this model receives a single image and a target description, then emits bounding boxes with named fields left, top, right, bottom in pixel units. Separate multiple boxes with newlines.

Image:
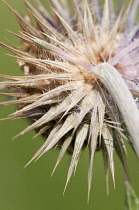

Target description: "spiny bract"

left=0, top=0, right=139, bottom=199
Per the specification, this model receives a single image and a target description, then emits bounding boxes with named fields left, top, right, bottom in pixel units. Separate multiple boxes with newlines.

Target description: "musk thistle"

left=0, top=0, right=139, bottom=199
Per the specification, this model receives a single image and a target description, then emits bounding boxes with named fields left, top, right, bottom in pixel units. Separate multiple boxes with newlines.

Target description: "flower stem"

left=92, top=62, right=139, bottom=157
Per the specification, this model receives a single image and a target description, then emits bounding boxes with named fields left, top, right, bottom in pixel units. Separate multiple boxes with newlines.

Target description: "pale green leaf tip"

left=125, top=181, right=139, bottom=210
left=32, top=38, right=53, bottom=51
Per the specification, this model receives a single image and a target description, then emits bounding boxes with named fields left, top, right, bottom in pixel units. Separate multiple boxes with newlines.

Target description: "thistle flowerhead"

left=0, top=0, right=139, bottom=199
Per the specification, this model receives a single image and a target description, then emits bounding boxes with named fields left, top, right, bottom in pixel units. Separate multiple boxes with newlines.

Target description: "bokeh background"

left=0, top=1, right=139, bottom=210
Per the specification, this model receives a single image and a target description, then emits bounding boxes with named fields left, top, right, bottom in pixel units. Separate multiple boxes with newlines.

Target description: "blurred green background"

left=0, top=1, right=139, bottom=210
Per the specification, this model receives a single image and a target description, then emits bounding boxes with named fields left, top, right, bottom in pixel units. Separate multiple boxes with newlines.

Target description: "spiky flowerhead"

left=0, top=0, right=139, bottom=199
